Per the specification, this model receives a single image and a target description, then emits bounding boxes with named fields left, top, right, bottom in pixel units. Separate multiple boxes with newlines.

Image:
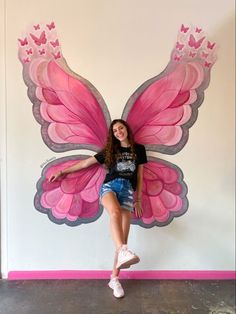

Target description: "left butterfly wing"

left=122, top=25, right=217, bottom=155
left=18, top=22, right=111, bottom=226
left=18, top=22, right=111, bottom=153
left=132, top=156, right=188, bottom=227
left=35, top=155, right=106, bottom=226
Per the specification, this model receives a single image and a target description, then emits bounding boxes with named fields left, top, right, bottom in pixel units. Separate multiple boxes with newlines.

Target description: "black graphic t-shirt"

left=94, top=144, right=147, bottom=191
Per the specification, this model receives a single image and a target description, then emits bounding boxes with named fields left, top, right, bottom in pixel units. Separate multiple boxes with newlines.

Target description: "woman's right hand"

left=48, top=171, right=62, bottom=183
left=48, top=157, right=97, bottom=183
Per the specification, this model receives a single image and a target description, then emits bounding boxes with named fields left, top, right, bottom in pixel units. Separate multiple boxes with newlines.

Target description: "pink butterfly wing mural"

left=121, top=26, right=217, bottom=226
left=18, top=22, right=217, bottom=227
left=19, top=22, right=110, bottom=226
left=35, top=156, right=106, bottom=225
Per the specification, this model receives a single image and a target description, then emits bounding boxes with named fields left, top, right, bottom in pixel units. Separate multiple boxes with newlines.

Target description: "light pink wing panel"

left=34, top=155, right=106, bottom=225
left=122, top=25, right=217, bottom=154
left=18, top=22, right=110, bottom=152
left=132, top=157, right=188, bottom=227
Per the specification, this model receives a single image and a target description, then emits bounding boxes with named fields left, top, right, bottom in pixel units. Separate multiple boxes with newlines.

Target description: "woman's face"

left=112, top=122, right=128, bottom=142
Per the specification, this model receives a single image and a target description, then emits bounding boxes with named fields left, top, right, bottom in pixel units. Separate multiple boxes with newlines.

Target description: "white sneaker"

left=108, top=276, right=125, bottom=298
left=116, top=245, right=140, bottom=270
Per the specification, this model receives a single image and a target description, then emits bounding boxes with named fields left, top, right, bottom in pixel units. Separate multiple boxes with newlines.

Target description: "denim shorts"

left=99, top=178, right=134, bottom=212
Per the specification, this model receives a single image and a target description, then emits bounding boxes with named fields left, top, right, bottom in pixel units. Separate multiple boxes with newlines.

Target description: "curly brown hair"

left=104, top=119, right=136, bottom=168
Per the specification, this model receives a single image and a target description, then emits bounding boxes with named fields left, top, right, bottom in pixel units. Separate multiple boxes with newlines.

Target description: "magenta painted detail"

left=18, top=23, right=217, bottom=227
left=8, top=270, right=236, bottom=281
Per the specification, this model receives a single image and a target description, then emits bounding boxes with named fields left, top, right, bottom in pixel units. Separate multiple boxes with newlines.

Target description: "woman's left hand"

left=134, top=201, right=143, bottom=218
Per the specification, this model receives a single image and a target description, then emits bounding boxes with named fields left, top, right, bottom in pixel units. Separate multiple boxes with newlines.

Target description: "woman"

left=49, top=119, right=147, bottom=298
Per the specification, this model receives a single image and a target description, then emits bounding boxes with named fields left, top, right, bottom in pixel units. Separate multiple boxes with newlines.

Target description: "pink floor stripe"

left=8, top=270, right=236, bottom=280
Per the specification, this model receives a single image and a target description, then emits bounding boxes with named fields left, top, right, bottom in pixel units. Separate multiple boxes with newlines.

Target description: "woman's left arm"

left=134, top=164, right=144, bottom=217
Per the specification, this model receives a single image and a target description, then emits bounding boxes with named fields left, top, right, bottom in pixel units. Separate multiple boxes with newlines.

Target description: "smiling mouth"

left=117, top=134, right=124, bottom=139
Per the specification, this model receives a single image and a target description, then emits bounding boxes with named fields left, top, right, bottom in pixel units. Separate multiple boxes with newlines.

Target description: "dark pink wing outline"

left=131, top=156, right=188, bottom=228
left=34, top=155, right=106, bottom=226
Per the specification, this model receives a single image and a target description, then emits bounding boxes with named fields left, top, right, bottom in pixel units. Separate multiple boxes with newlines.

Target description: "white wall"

left=0, top=0, right=7, bottom=277
left=1, top=0, right=235, bottom=278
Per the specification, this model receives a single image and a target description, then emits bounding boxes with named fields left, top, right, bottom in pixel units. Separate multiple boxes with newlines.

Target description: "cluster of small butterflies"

left=172, top=24, right=217, bottom=68
left=18, top=22, right=61, bottom=63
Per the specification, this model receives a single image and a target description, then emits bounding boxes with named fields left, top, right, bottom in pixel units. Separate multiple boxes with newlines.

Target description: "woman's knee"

left=109, top=207, right=122, bottom=220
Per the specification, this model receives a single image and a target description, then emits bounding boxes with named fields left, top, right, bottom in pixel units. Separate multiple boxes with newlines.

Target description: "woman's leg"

left=101, top=192, right=124, bottom=249
left=121, top=208, right=132, bottom=244
left=112, top=208, right=132, bottom=278
left=102, top=192, right=137, bottom=274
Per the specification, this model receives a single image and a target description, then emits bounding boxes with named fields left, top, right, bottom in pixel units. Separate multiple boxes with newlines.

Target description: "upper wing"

left=18, top=22, right=111, bottom=152
left=122, top=25, right=217, bottom=154
left=35, top=155, right=106, bottom=226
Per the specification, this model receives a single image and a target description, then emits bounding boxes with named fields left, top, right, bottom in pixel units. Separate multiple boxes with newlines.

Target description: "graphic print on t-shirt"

left=116, top=152, right=136, bottom=177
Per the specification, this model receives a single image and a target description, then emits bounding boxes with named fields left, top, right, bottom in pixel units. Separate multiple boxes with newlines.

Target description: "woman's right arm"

left=48, top=156, right=98, bottom=182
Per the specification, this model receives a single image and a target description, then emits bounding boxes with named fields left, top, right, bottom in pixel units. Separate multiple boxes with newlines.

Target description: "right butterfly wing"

left=18, top=22, right=111, bottom=152
left=132, top=156, right=188, bottom=228
left=124, top=25, right=216, bottom=227
left=122, top=25, right=217, bottom=155
left=35, top=155, right=106, bottom=226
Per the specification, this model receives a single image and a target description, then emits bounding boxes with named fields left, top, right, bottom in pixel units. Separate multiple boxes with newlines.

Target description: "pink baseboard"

left=8, top=270, right=236, bottom=280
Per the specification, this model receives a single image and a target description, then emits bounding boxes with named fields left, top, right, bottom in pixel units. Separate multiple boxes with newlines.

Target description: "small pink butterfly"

left=39, top=49, right=45, bottom=55
left=180, top=24, right=189, bottom=33
left=46, top=22, right=55, bottom=30
left=176, top=42, right=184, bottom=50
left=52, top=51, right=61, bottom=59
left=201, top=52, right=208, bottom=59
left=188, top=34, right=205, bottom=49
left=50, top=39, right=59, bottom=48
left=30, top=31, right=47, bottom=46
left=23, top=57, right=30, bottom=63
left=204, top=61, right=211, bottom=68
left=18, top=38, right=28, bottom=46
left=34, top=24, right=40, bottom=30
left=26, top=48, right=33, bottom=55
left=207, top=41, right=215, bottom=50
left=189, top=51, right=196, bottom=58
left=195, top=27, right=202, bottom=33
left=174, top=54, right=182, bottom=61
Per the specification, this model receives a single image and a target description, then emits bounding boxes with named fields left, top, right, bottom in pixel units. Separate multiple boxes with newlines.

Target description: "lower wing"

left=132, top=156, right=188, bottom=228
left=34, top=155, right=106, bottom=226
